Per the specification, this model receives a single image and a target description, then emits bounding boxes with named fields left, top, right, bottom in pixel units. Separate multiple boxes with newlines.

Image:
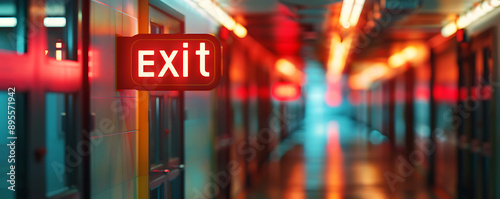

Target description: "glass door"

left=148, top=4, right=184, bottom=199
left=149, top=94, right=183, bottom=199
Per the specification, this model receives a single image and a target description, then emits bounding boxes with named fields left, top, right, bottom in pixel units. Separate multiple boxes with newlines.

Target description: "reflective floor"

left=238, top=115, right=441, bottom=199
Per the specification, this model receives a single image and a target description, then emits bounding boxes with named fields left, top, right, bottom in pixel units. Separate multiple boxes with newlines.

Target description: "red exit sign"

left=116, top=34, right=221, bottom=90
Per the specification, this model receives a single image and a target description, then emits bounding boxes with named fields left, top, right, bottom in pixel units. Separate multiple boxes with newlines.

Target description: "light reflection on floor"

left=325, top=121, right=343, bottom=199
left=239, top=63, right=435, bottom=199
left=239, top=114, right=437, bottom=199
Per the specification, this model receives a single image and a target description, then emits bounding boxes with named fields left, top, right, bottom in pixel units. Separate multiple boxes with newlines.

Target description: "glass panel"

left=149, top=6, right=181, bottom=34
left=150, top=184, right=164, bottom=199
left=151, top=22, right=164, bottom=34
left=45, top=93, right=69, bottom=197
left=45, top=0, right=77, bottom=60
left=147, top=7, right=183, bottom=199
left=0, top=91, right=19, bottom=199
left=148, top=6, right=183, bottom=165
left=0, top=0, right=26, bottom=52
left=149, top=96, right=165, bottom=165
left=168, top=97, right=180, bottom=159
left=149, top=96, right=157, bottom=164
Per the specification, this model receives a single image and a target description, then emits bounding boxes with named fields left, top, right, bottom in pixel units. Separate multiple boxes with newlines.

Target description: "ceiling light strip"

left=0, top=17, right=17, bottom=27
left=349, top=0, right=365, bottom=27
left=441, top=0, right=499, bottom=37
left=192, top=0, right=247, bottom=38
left=44, top=17, right=66, bottom=27
left=339, top=0, right=355, bottom=28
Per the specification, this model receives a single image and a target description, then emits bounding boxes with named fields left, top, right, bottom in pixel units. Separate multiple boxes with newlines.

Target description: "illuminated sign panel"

left=117, top=34, right=221, bottom=90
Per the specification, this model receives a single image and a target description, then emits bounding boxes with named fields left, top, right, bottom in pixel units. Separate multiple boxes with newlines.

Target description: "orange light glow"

left=276, top=58, right=296, bottom=76
left=190, top=0, right=248, bottom=38
left=441, top=22, right=457, bottom=37
left=55, top=41, right=63, bottom=61
left=88, top=50, right=98, bottom=79
left=365, top=63, right=388, bottom=79
left=45, top=50, right=48, bottom=55
left=272, top=82, right=301, bottom=101
left=327, top=33, right=341, bottom=73
left=325, top=121, right=344, bottom=198
left=233, top=23, right=247, bottom=38
left=348, top=63, right=388, bottom=90
left=402, top=46, right=417, bottom=60
left=348, top=74, right=370, bottom=90
left=327, top=34, right=352, bottom=83
left=283, top=162, right=305, bottom=199
left=388, top=53, right=405, bottom=68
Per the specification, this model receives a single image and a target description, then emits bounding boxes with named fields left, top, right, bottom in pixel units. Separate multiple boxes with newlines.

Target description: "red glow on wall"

left=469, top=86, right=492, bottom=101
left=258, top=87, right=270, bottom=99
left=326, top=82, right=342, bottom=107
left=456, top=29, right=465, bottom=43
left=481, top=86, right=492, bottom=100
left=88, top=50, right=100, bottom=79
left=0, top=18, right=83, bottom=92
left=348, top=90, right=361, bottom=105
left=233, top=86, right=247, bottom=100
left=326, top=121, right=344, bottom=194
left=249, top=85, right=258, bottom=99
left=432, top=85, right=457, bottom=103
left=219, top=26, right=229, bottom=41
left=459, top=87, right=467, bottom=101
left=326, top=89, right=342, bottom=107
left=272, top=82, right=300, bottom=101
left=415, top=85, right=430, bottom=102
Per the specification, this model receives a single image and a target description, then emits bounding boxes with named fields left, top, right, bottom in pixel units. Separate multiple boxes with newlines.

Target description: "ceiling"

left=348, top=0, right=479, bottom=66
left=217, top=0, right=481, bottom=70
left=218, top=0, right=341, bottom=58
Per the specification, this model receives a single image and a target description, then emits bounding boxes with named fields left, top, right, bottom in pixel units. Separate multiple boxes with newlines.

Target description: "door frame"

left=137, top=0, right=185, bottom=198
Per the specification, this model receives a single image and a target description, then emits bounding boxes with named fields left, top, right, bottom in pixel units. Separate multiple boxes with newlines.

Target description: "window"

left=147, top=4, right=185, bottom=198
left=0, top=0, right=26, bottom=52
left=45, top=0, right=78, bottom=60
left=149, top=5, right=182, bottom=34
left=150, top=184, right=164, bottom=199
left=45, top=93, right=77, bottom=198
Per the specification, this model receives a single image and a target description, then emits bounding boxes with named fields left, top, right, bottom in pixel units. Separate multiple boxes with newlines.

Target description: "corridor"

left=240, top=116, right=437, bottom=199
left=1, top=0, right=500, bottom=198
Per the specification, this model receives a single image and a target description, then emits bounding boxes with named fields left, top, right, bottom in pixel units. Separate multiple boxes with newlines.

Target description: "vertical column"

left=137, top=0, right=150, bottom=198
left=456, top=41, right=470, bottom=198
left=388, top=78, right=396, bottom=152
left=366, top=89, right=372, bottom=128
left=179, top=91, right=185, bottom=199
left=80, top=0, right=91, bottom=198
left=429, top=49, right=437, bottom=188
left=15, top=0, right=27, bottom=53
left=491, top=26, right=500, bottom=199
left=404, top=66, right=415, bottom=155
left=26, top=0, right=47, bottom=197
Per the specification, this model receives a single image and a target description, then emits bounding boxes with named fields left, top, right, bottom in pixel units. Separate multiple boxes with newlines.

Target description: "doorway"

left=148, top=4, right=185, bottom=199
